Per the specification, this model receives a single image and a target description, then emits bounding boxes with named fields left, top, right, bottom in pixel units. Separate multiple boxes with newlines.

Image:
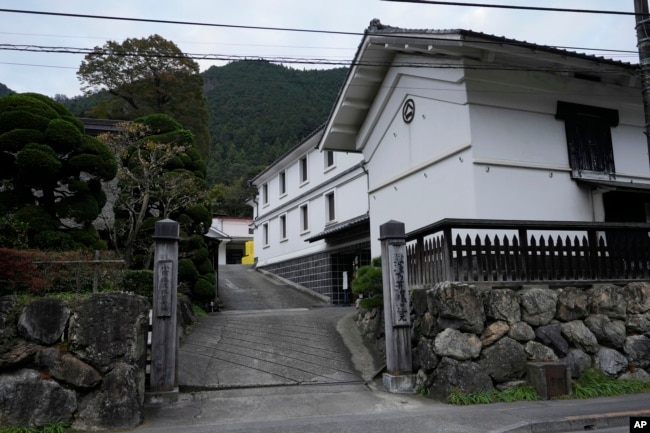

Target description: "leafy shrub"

left=193, top=277, right=215, bottom=303
left=178, top=258, right=199, bottom=284
left=196, top=258, right=212, bottom=275
left=0, top=249, right=124, bottom=295
left=351, top=258, right=383, bottom=297
left=122, top=269, right=154, bottom=298
left=0, top=216, right=29, bottom=249
left=0, top=248, right=45, bottom=294
left=34, top=231, right=76, bottom=251
left=203, top=272, right=216, bottom=285
left=135, top=113, right=182, bottom=134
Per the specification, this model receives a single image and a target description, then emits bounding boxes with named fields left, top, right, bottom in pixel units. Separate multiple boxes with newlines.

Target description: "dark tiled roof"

left=306, top=213, right=370, bottom=243
left=365, top=20, right=637, bottom=69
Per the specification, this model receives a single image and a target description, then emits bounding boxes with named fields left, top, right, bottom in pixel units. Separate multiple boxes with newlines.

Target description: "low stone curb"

left=491, top=413, right=632, bottom=433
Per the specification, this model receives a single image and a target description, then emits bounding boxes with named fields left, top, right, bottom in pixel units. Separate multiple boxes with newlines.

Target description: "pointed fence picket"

left=405, top=219, right=650, bottom=287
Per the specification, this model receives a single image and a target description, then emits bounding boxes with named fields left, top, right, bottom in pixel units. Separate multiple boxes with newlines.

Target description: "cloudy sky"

left=0, top=0, right=640, bottom=98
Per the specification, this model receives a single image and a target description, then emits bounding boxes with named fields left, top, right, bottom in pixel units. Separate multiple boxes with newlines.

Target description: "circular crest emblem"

left=402, top=98, right=415, bottom=124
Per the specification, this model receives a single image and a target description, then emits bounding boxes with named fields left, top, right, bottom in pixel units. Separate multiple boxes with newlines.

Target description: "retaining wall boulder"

left=0, top=293, right=150, bottom=431
left=360, top=281, right=650, bottom=400
left=0, top=369, right=77, bottom=427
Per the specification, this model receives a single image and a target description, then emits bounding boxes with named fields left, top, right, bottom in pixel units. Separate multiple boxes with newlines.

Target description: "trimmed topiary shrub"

left=178, top=258, right=199, bottom=284
left=193, top=277, right=215, bottom=303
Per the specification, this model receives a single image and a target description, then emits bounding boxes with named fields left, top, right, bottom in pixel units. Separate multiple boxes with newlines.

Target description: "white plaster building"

left=206, top=215, right=254, bottom=265
left=249, top=127, right=370, bottom=303
left=319, top=22, right=649, bottom=257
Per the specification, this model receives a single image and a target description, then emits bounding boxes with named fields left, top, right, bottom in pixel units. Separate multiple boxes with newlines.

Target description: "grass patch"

left=448, top=386, right=541, bottom=405
left=571, top=369, right=650, bottom=399
left=0, top=421, right=70, bottom=433
left=192, top=304, right=208, bottom=317
left=447, top=368, right=650, bottom=405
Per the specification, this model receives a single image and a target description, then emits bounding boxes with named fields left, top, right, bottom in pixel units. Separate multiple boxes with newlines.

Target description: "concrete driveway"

left=178, top=265, right=379, bottom=390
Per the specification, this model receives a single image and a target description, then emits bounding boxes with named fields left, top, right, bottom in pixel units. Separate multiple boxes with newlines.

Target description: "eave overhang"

left=319, top=23, right=639, bottom=154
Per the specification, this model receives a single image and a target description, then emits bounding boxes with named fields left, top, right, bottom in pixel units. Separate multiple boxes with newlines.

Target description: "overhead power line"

left=381, top=0, right=636, bottom=16
left=0, top=43, right=637, bottom=75
left=0, top=8, right=636, bottom=57
left=0, top=8, right=364, bottom=37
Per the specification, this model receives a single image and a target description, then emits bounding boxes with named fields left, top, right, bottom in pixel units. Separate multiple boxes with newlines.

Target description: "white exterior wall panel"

left=362, top=61, right=476, bottom=255
left=252, top=137, right=366, bottom=267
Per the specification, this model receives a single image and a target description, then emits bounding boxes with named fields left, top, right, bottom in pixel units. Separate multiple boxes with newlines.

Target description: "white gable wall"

left=357, top=53, right=648, bottom=256
left=361, top=56, right=477, bottom=254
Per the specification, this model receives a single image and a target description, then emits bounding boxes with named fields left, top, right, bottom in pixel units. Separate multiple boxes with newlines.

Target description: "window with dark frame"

left=262, top=223, right=269, bottom=246
left=325, top=191, right=335, bottom=223
left=300, top=156, right=308, bottom=183
left=262, top=183, right=269, bottom=205
left=300, top=203, right=309, bottom=232
left=279, top=214, right=287, bottom=240
left=556, top=101, right=618, bottom=177
left=325, top=151, right=335, bottom=169
left=279, top=171, right=286, bottom=196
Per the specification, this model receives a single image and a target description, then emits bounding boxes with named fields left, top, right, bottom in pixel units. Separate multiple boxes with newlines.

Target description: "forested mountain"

left=0, top=83, right=13, bottom=97
left=203, top=61, right=348, bottom=186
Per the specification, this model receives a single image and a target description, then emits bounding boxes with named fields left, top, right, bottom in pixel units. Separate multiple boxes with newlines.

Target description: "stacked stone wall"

left=357, top=282, right=650, bottom=399
left=0, top=293, right=149, bottom=431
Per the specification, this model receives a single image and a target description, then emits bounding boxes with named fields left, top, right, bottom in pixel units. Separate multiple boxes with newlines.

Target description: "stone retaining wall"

left=0, top=292, right=150, bottom=431
left=357, top=282, right=650, bottom=399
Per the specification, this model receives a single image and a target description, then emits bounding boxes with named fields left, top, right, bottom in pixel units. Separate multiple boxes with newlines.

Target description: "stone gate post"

left=379, top=220, right=415, bottom=393
left=147, top=219, right=179, bottom=403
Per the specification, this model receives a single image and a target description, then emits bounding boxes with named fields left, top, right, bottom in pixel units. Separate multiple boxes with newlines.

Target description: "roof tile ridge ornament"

left=367, top=18, right=401, bottom=33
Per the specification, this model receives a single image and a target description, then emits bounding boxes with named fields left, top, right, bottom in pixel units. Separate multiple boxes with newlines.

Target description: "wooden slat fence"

left=406, top=219, right=650, bottom=287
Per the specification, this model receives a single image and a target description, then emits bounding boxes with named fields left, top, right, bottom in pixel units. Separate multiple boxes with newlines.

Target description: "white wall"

left=361, top=57, right=476, bottom=254
left=214, top=217, right=252, bottom=238
left=466, top=66, right=647, bottom=221
left=252, top=136, right=366, bottom=267
left=358, top=55, right=648, bottom=256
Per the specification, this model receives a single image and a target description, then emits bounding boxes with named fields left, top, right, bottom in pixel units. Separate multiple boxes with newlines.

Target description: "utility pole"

left=634, top=0, right=650, bottom=165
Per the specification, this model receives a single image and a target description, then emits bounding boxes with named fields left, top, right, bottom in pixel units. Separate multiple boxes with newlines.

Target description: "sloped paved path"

left=178, top=265, right=364, bottom=389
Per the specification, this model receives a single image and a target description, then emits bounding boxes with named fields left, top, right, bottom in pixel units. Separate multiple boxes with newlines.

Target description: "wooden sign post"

left=148, top=219, right=179, bottom=403
left=380, top=220, right=415, bottom=393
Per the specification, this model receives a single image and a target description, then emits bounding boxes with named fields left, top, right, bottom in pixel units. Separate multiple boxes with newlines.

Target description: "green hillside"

left=0, top=83, right=13, bottom=97
left=55, top=60, right=347, bottom=188
left=203, top=60, right=348, bottom=185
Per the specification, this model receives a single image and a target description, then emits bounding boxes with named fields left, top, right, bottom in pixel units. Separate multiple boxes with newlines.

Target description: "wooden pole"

left=149, top=219, right=179, bottom=393
left=380, top=220, right=415, bottom=392
left=93, top=250, right=99, bottom=293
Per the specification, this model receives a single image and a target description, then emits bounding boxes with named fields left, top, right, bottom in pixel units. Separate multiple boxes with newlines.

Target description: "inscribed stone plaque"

left=155, top=260, right=173, bottom=317
left=388, top=244, right=411, bottom=327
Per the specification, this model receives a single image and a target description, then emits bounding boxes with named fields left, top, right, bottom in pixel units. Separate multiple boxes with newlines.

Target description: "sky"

left=0, top=0, right=641, bottom=98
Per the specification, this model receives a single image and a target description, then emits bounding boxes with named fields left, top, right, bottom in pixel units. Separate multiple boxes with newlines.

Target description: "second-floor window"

left=325, top=191, right=336, bottom=223
left=300, top=156, right=308, bottom=184
left=324, top=151, right=335, bottom=170
left=556, top=101, right=617, bottom=177
left=262, top=183, right=269, bottom=205
left=279, top=170, right=286, bottom=196
left=300, top=203, right=309, bottom=233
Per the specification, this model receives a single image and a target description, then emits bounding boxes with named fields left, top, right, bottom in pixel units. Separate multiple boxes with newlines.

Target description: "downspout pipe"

left=634, top=0, right=650, bottom=168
